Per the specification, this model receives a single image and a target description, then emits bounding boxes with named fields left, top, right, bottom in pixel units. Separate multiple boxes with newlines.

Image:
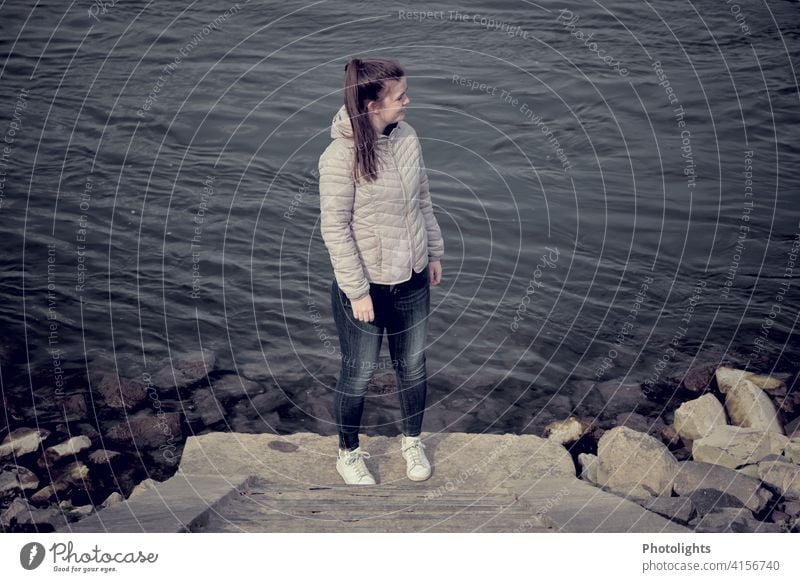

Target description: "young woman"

left=318, top=57, right=445, bottom=485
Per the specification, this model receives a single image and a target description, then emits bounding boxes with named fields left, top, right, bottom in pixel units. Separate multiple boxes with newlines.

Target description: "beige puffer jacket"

left=319, top=104, right=444, bottom=301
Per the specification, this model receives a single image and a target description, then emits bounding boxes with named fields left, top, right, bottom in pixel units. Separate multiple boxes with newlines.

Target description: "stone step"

left=57, top=432, right=691, bottom=533
left=194, top=478, right=552, bottom=533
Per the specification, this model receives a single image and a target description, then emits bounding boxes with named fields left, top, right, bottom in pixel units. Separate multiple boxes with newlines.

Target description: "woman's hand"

left=428, top=259, right=442, bottom=286
left=351, top=294, right=375, bottom=322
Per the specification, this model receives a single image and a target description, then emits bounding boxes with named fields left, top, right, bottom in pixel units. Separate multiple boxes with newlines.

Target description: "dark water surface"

left=1, top=0, right=799, bottom=436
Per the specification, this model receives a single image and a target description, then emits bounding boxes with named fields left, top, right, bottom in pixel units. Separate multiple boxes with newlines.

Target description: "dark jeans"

left=331, top=266, right=431, bottom=451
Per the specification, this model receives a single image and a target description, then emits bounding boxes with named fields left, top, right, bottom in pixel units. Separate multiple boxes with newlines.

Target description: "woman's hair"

left=343, top=56, right=405, bottom=184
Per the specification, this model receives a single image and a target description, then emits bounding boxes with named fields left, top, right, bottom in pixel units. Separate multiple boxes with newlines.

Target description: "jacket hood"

left=329, top=104, right=401, bottom=140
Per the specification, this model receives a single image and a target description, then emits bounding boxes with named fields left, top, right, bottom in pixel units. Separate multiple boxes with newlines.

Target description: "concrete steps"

left=195, top=478, right=552, bottom=532
left=57, top=432, right=690, bottom=533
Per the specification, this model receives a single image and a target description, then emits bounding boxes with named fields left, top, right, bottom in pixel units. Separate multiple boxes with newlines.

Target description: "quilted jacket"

left=319, top=104, right=444, bottom=301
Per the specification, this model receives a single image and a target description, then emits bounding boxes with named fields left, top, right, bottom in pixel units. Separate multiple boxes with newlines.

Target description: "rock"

left=660, top=425, right=681, bottom=447
left=239, top=362, right=272, bottom=382
left=736, top=464, right=761, bottom=479
left=13, top=505, right=70, bottom=531
left=673, top=394, right=727, bottom=441
left=544, top=417, right=585, bottom=445
left=784, top=438, right=800, bottom=464
left=61, top=394, right=88, bottom=418
left=721, top=378, right=784, bottom=434
left=45, top=435, right=92, bottom=463
left=787, top=417, right=800, bottom=438
left=770, top=509, right=791, bottom=530
left=716, top=366, right=787, bottom=393
left=129, top=478, right=160, bottom=498
left=0, top=428, right=49, bottom=460
left=679, top=364, right=716, bottom=393
left=97, top=374, right=148, bottom=410
left=687, top=488, right=748, bottom=516
left=30, top=481, right=69, bottom=504
left=248, top=391, right=288, bottom=415
left=210, top=375, right=265, bottom=400
left=594, top=380, right=648, bottom=418
left=578, top=453, right=599, bottom=485
left=87, top=448, right=122, bottom=465
left=0, top=497, right=30, bottom=528
left=596, top=426, right=678, bottom=499
left=692, top=425, right=789, bottom=469
left=757, top=459, right=800, bottom=500
left=105, top=412, right=182, bottom=449
left=569, top=380, right=606, bottom=417
left=69, top=504, right=95, bottom=518
left=0, top=464, right=40, bottom=497
left=53, top=461, right=89, bottom=485
left=101, top=491, right=124, bottom=508
left=640, top=496, right=696, bottom=524
left=151, top=349, right=216, bottom=390
left=784, top=500, right=800, bottom=516
left=188, top=389, right=225, bottom=425
left=690, top=507, right=780, bottom=532
left=672, top=460, right=772, bottom=513
left=614, top=412, right=666, bottom=439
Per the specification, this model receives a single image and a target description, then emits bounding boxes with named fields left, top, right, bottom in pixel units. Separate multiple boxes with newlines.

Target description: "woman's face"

left=368, top=77, right=410, bottom=129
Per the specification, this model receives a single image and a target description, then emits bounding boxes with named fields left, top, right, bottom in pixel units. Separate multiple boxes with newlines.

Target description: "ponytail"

left=342, top=56, right=405, bottom=184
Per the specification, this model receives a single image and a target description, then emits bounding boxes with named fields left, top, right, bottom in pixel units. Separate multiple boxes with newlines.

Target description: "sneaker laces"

left=344, top=449, right=372, bottom=479
left=402, top=439, right=426, bottom=468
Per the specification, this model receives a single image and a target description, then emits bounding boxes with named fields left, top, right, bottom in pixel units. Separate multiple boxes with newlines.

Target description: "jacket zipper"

left=388, top=138, right=414, bottom=288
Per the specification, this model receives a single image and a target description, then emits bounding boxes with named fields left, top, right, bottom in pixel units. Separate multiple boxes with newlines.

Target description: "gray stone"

left=784, top=438, right=800, bottom=464
left=61, top=394, right=88, bottom=418
left=692, top=425, right=789, bottom=469
left=640, top=496, right=696, bottom=524
left=130, top=478, right=160, bottom=498
left=97, top=374, right=148, bottom=410
left=716, top=366, right=787, bottom=393
left=151, top=349, right=217, bottom=390
left=673, top=394, right=727, bottom=441
left=673, top=460, right=772, bottom=513
left=596, top=426, right=678, bottom=499
left=188, top=389, right=225, bottom=425
left=102, top=491, right=124, bottom=508
left=690, top=507, right=780, bottom=532
left=105, top=412, right=182, bottom=449
left=679, top=364, right=716, bottom=393
left=722, top=378, right=784, bottom=434
left=87, top=448, right=122, bottom=465
left=757, top=459, right=800, bottom=500
left=45, top=435, right=92, bottom=463
left=0, top=464, right=39, bottom=497
left=687, top=488, right=747, bottom=516
left=578, top=453, right=600, bottom=485
left=544, top=417, right=585, bottom=445
left=0, top=428, right=49, bottom=460
left=784, top=500, right=800, bottom=517
left=1, top=497, right=30, bottom=528
left=30, top=482, right=69, bottom=504
left=614, top=412, right=666, bottom=439
left=239, top=362, right=272, bottom=382
left=210, top=375, right=265, bottom=400
left=594, top=380, right=647, bottom=418
left=785, top=416, right=800, bottom=437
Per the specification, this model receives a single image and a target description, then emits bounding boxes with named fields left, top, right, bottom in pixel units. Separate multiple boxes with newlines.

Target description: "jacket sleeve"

left=318, top=143, right=371, bottom=301
left=417, top=149, right=445, bottom=262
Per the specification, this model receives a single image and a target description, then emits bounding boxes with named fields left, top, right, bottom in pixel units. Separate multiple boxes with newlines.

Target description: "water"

left=1, top=0, right=798, bottom=435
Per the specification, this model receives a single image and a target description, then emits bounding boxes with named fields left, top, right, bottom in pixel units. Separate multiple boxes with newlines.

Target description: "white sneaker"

left=336, top=446, right=376, bottom=485
left=401, top=435, right=431, bottom=481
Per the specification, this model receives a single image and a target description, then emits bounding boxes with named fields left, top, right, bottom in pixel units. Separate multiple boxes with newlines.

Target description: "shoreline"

left=1, top=349, right=799, bottom=532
